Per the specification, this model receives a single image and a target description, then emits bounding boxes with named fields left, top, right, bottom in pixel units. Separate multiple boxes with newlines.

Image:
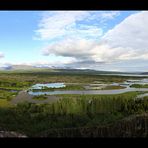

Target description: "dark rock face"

left=0, top=131, right=27, bottom=138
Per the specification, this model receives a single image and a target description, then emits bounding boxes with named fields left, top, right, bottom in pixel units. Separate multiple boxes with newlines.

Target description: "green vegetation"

left=130, top=84, right=148, bottom=88
left=0, top=80, right=33, bottom=91
left=102, top=85, right=126, bottom=90
left=40, top=113, right=148, bottom=137
left=0, top=70, right=145, bottom=84
left=0, top=90, right=18, bottom=101
left=0, top=90, right=17, bottom=108
left=0, top=99, right=13, bottom=108
left=0, top=91, right=148, bottom=136
left=33, top=95, right=48, bottom=100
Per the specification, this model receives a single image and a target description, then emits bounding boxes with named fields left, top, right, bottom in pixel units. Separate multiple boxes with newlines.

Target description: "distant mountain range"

left=140, top=72, right=148, bottom=75
left=0, top=65, right=53, bottom=70
left=0, top=64, right=147, bottom=75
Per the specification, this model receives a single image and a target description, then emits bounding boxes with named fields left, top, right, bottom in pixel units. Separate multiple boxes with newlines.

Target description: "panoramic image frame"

left=0, top=10, right=148, bottom=138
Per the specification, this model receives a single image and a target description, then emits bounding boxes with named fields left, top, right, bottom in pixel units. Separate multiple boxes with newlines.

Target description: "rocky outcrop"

left=0, top=131, right=27, bottom=138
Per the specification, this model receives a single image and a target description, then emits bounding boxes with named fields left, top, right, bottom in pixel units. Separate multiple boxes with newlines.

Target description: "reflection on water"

left=31, top=83, right=66, bottom=89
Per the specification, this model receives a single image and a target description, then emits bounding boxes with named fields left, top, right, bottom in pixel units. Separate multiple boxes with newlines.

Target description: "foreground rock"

left=0, top=131, right=27, bottom=138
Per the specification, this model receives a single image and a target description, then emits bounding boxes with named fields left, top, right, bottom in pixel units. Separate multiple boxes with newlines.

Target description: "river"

left=28, top=78, right=148, bottom=96
left=28, top=88, right=148, bottom=96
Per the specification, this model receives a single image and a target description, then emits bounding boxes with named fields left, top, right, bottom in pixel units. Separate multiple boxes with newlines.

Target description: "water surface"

left=31, top=83, right=66, bottom=89
left=28, top=88, right=148, bottom=96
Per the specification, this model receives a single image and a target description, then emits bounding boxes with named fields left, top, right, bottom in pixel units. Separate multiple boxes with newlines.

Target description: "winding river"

left=28, top=79, right=148, bottom=96
left=28, top=88, right=148, bottom=96
left=11, top=79, right=148, bottom=104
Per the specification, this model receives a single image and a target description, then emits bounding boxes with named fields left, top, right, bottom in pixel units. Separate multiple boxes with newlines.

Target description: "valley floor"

left=0, top=71, right=148, bottom=137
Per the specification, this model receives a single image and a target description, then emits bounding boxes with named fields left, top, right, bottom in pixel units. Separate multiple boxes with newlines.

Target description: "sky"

left=0, top=11, right=148, bottom=72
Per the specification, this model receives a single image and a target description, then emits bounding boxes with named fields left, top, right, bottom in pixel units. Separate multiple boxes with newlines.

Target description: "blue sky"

left=0, top=11, right=148, bottom=72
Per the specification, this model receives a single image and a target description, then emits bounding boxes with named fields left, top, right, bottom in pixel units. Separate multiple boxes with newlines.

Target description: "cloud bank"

left=35, top=11, right=148, bottom=71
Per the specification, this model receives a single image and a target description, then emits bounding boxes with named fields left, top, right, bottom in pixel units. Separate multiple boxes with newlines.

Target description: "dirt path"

left=11, top=91, right=60, bottom=104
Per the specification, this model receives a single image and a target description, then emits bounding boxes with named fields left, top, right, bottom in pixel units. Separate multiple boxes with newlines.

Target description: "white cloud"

left=103, top=12, right=148, bottom=45
left=31, top=56, right=76, bottom=66
left=41, top=11, right=148, bottom=68
left=35, top=11, right=91, bottom=40
left=0, top=52, right=4, bottom=58
left=42, top=38, right=95, bottom=59
left=35, top=11, right=148, bottom=71
left=42, top=38, right=126, bottom=63
left=84, top=11, right=120, bottom=22
left=91, top=11, right=120, bottom=23
left=101, top=11, right=120, bottom=20
left=0, top=56, right=76, bottom=68
left=102, top=11, right=148, bottom=61
left=34, top=11, right=120, bottom=41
